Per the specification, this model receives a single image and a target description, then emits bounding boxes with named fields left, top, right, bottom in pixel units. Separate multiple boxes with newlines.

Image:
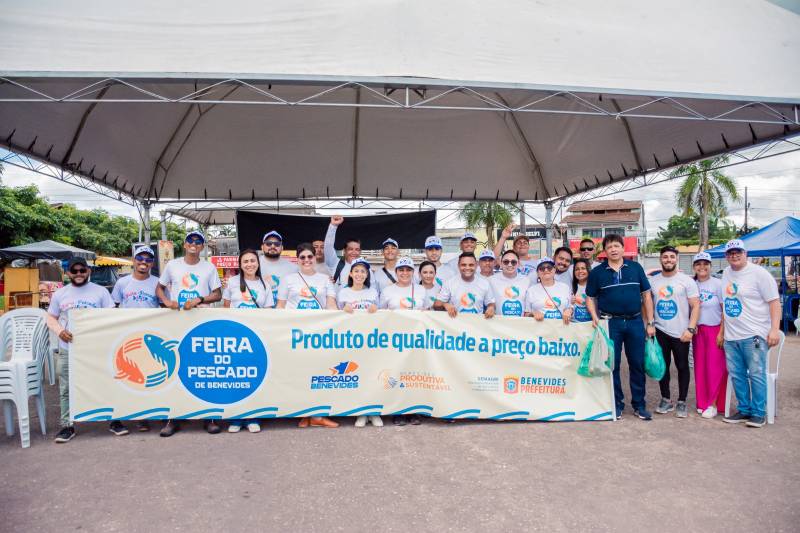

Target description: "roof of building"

left=561, top=212, right=642, bottom=224
left=567, top=200, right=643, bottom=213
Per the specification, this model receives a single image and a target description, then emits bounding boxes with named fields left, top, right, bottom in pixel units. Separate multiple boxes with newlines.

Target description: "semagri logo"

left=310, top=361, right=360, bottom=389
left=113, top=333, right=179, bottom=391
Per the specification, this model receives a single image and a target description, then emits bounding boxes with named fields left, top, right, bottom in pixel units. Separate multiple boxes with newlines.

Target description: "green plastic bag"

left=644, top=337, right=666, bottom=380
left=577, top=326, right=614, bottom=377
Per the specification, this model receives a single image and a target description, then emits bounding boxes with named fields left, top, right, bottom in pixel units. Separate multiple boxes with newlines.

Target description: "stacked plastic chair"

left=1, top=308, right=52, bottom=448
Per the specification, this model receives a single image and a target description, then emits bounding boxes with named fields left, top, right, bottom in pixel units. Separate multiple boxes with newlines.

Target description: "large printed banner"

left=70, top=309, right=615, bottom=422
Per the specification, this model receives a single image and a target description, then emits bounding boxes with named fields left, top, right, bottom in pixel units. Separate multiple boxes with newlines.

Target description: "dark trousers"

left=608, top=317, right=647, bottom=411
left=655, top=328, right=691, bottom=402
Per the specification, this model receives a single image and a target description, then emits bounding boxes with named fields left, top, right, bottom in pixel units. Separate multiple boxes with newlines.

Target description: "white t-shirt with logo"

left=414, top=264, right=454, bottom=288
left=337, top=286, right=379, bottom=311
left=48, top=282, right=115, bottom=350
left=650, top=272, right=699, bottom=338
left=277, top=272, right=335, bottom=310
left=721, top=263, right=779, bottom=341
left=159, top=258, right=222, bottom=309
left=525, top=282, right=571, bottom=320
left=554, top=266, right=573, bottom=286
left=259, top=256, right=298, bottom=308
left=112, top=275, right=160, bottom=309
left=379, top=283, right=426, bottom=310
left=572, top=283, right=591, bottom=323
left=437, top=276, right=495, bottom=314
left=518, top=257, right=538, bottom=277
left=421, top=283, right=441, bottom=310
left=696, top=277, right=723, bottom=327
left=372, top=266, right=398, bottom=294
left=489, top=273, right=530, bottom=317
left=222, top=275, right=274, bottom=309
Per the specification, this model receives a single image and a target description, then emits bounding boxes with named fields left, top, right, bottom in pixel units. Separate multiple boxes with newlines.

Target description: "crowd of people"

left=44, top=217, right=782, bottom=443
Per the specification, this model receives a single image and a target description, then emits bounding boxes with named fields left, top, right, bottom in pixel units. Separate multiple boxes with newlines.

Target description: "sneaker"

left=746, top=416, right=765, bottom=428
left=247, top=422, right=261, bottom=433
left=54, top=426, right=75, bottom=443
left=392, top=415, right=407, bottom=426
left=409, top=414, right=422, bottom=425
left=615, top=405, right=624, bottom=419
left=109, top=421, right=129, bottom=436
left=675, top=401, right=688, bottom=418
left=655, top=398, right=675, bottom=414
left=369, top=415, right=383, bottom=427
left=634, top=407, right=652, bottom=421
left=204, top=420, right=222, bottom=434
left=159, top=420, right=180, bottom=437
left=723, top=412, right=750, bottom=424
left=228, top=423, right=242, bottom=433
left=355, top=415, right=368, bottom=428
left=701, top=406, right=718, bottom=419
left=696, top=408, right=703, bottom=414
left=136, top=421, right=151, bottom=432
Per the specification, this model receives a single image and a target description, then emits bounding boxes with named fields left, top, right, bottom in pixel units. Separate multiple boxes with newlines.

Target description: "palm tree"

left=671, top=155, right=740, bottom=250
left=459, top=201, right=517, bottom=248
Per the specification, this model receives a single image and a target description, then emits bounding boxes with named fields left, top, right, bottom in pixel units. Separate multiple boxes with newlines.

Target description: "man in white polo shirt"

left=650, top=246, right=700, bottom=418
left=720, top=239, right=781, bottom=428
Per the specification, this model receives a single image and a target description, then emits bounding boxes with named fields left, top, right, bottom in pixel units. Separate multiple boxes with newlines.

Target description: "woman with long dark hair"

left=571, top=258, right=592, bottom=323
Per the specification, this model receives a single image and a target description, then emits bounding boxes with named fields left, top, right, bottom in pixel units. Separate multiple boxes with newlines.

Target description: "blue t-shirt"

left=586, top=260, right=650, bottom=316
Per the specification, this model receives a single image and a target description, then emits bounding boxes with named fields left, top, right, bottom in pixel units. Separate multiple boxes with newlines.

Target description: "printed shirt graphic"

left=650, top=272, right=699, bottom=338
left=222, top=275, right=274, bottom=309
left=48, top=282, right=115, bottom=350
left=437, top=276, right=494, bottom=314
left=111, top=275, right=160, bottom=309
left=259, top=256, right=298, bottom=308
left=379, top=283, right=426, bottom=310
left=517, top=258, right=538, bottom=276
left=489, top=272, right=531, bottom=317
left=278, top=272, right=335, bottom=310
left=721, top=263, right=779, bottom=341
left=414, top=264, right=454, bottom=288
left=159, top=257, right=222, bottom=309
left=696, top=277, right=723, bottom=327
left=525, top=281, right=571, bottom=319
left=336, top=286, right=379, bottom=311
left=422, top=283, right=441, bottom=310
left=572, top=283, right=591, bottom=323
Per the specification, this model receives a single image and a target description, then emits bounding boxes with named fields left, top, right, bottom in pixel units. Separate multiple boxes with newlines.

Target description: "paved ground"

left=2, top=336, right=799, bottom=533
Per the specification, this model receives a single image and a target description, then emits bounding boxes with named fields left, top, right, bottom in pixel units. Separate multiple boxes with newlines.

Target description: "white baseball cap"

left=537, top=256, right=555, bottom=267
left=479, top=250, right=495, bottom=261
left=461, top=232, right=478, bottom=242
left=395, top=257, right=415, bottom=270
left=185, top=230, right=205, bottom=243
left=382, top=238, right=399, bottom=248
left=725, top=239, right=746, bottom=252
left=692, top=251, right=712, bottom=263
left=262, top=230, right=283, bottom=243
left=350, top=258, right=372, bottom=270
left=424, top=236, right=443, bottom=249
left=133, top=245, right=155, bottom=257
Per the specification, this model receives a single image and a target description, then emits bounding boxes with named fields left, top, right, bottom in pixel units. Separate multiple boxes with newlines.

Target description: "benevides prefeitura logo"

left=113, top=333, right=180, bottom=391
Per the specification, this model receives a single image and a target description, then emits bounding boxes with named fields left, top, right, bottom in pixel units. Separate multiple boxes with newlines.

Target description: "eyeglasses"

left=185, top=237, right=204, bottom=245
left=264, top=240, right=282, bottom=247
left=725, top=250, right=744, bottom=256
left=580, top=247, right=594, bottom=252
left=69, top=268, right=88, bottom=275
left=297, top=254, right=314, bottom=260
left=134, top=255, right=154, bottom=263
left=537, top=265, right=554, bottom=272
left=501, top=259, right=518, bottom=266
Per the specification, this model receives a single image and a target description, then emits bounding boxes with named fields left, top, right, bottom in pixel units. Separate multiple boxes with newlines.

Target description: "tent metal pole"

left=545, top=201, right=553, bottom=256
left=160, top=211, right=168, bottom=241
left=142, top=201, right=152, bottom=245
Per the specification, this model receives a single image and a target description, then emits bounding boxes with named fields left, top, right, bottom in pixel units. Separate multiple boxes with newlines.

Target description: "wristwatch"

left=687, top=327, right=696, bottom=334
left=646, top=321, right=654, bottom=327
left=199, top=296, right=205, bottom=304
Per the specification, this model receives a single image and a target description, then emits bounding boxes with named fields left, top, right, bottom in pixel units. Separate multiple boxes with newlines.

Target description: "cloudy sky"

left=2, top=145, right=799, bottom=241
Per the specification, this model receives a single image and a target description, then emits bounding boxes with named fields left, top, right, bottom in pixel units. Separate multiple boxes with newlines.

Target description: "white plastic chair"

left=724, top=331, right=785, bottom=425
left=1, top=308, right=51, bottom=447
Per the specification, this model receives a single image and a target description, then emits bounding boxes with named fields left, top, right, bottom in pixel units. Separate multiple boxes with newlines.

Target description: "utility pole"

left=743, top=186, right=749, bottom=234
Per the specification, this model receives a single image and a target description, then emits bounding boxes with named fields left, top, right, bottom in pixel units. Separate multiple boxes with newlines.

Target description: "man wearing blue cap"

left=720, top=239, right=780, bottom=428
left=259, top=230, right=298, bottom=307
left=156, top=230, right=223, bottom=437
left=373, top=237, right=400, bottom=293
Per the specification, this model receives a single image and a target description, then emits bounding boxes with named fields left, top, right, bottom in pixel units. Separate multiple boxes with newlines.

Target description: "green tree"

left=459, top=201, right=518, bottom=248
left=647, top=214, right=736, bottom=252
left=670, top=155, right=740, bottom=250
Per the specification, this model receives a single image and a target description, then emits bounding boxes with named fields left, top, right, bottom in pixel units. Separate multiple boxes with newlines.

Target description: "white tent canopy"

left=1, top=0, right=799, bottom=204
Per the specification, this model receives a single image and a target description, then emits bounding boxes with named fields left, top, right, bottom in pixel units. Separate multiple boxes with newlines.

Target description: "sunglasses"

left=537, top=265, right=554, bottom=272
left=297, top=254, right=314, bottom=260
left=134, top=255, right=155, bottom=263
left=502, top=259, right=518, bottom=266
left=70, top=268, right=88, bottom=275
left=580, top=247, right=595, bottom=252
left=264, top=240, right=282, bottom=247
left=186, top=237, right=204, bottom=245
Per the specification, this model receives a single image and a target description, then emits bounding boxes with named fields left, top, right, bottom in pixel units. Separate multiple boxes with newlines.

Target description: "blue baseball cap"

left=382, top=238, right=399, bottom=248
left=262, top=230, right=283, bottom=243
left=424, top=236, right=442, bottom=249
left=185, top=230, right=205, bottom=243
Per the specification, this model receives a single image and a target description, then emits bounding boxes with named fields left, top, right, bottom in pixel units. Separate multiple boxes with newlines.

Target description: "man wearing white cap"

left=156, top=230, right=223, bottom=437
left=440, top=232, right=479, bottom=279
left=415, top=235, right=455, bottom=286
left=435, top=252, right=496, bottom=319
left=720, top=239, right=780, bottom=428
left=259, top=230, right=298, bottom=307
left=478, top=249, right=496, bottom=278
left=324, top=215, right=363, bottom=290
left=372, top=237, right=400, bottom=293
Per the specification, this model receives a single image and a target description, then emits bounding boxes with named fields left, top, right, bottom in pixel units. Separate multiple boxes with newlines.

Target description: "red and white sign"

left=210, top=256, right=239, bottom=269
left=569, top=237, right=639, bottom=259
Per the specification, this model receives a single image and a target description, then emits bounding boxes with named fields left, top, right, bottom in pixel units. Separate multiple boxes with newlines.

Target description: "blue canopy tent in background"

left=707, top=216, right=800, bottom=330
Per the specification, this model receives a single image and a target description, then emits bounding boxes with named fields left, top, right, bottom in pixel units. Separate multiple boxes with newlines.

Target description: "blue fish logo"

left=144, top=334, right=179, bottom=386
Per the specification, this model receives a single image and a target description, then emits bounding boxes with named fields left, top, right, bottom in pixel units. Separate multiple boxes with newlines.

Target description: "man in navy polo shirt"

left=586, top=234, right=656, bottom=420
